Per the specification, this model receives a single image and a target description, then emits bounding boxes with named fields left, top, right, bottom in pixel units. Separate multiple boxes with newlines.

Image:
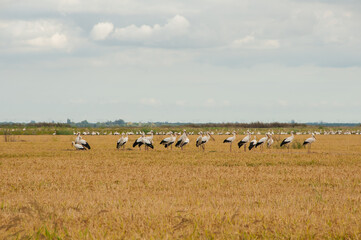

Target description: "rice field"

left=1, top=134, right=361, bottom=239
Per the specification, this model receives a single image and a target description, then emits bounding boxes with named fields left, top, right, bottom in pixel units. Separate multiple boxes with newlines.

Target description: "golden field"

left=0, top=134, right=361, bottom=239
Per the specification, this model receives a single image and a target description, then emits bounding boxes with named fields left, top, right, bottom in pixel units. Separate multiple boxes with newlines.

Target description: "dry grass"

left=0, top=135, right=361, bottom=239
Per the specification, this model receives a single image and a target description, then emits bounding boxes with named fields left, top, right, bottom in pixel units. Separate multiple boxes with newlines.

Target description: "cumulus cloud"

left=26, top=33, right=68, bottom=49
left=90, top=22, right=114, bottom=40
left=92, top=15, right=190, bottom=44
left=0, top=19, right=77, bottom=52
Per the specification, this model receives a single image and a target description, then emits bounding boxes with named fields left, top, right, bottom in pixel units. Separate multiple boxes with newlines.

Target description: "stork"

left=72, top=141, right=86, bottom=150
left=199, top=131, right=215, bottom=151
left=117, top=133, right=128, bottom=150
left=303, top=133, right=316, bottom=153
left=175, top=129, right=189, bottom=150
left=144, top=130, right=154, bottom=150
left=248, top=136, right=257, bottom=151
left=133, top=132, right=154, bottom=150
left=133, top=132, right=145, bottom=150
left=267, top=134, right=274, bottom=148
left=238, top=131, right=251, bottom=152
left=255, top=134, right=268, bottom=152
left=160, top=133, right=177, bottom=149
left=196, top=132, right=203, bottom=150
left=223, top=131, right=236, bottom=152
left=280, top=131, right=294, bottom=152
left=75, top=133, right=91, bottom=150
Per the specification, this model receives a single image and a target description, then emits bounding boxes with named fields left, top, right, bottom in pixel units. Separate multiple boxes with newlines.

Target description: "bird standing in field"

left=175, top=129, right=189, bottom=150
left=303, top=133, right=316, bottom=153
left=196, top=132, right=203, bottom=149
left=160, top=133, right=177, bottom=149
left=280, top=131, right=294, bottom=152
left=117, top=133, right=128, bottom=150
left=75, top=133, right=91, bottom=150
left=238, top=131, right=251, bottom=152
left=133, top=132, right=154, bottom=150
left=255, top=134, right=269, bottom=152
left=144, top=130, right=154, bottom=150
left=199, top=131, right=215, bottom=151
left=133, top=132, right=145, bottom=150
left=72, top=141, right=86, bottom=150
left=223, top=131, right=236, bottom=152
left=248, top=136, right=257, bottom=151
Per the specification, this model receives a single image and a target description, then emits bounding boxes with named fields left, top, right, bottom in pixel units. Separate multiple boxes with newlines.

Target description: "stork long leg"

left=230, top=143, right=232, bottom=152
left=244, top=145, right=247, bottom=152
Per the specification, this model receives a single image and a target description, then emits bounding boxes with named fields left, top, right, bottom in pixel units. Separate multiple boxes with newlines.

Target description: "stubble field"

left=0, top=134, right=361, bottom=239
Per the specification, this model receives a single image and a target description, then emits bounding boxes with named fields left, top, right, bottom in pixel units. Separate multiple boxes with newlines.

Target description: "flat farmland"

left=0, top=135, right=361, bottom=239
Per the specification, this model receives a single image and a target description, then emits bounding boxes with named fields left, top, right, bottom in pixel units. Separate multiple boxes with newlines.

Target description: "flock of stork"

left=72, top=130, right=317, bottom=153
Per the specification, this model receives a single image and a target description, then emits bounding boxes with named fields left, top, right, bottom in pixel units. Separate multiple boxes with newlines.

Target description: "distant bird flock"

left=70, top=129, right=324, bottom=153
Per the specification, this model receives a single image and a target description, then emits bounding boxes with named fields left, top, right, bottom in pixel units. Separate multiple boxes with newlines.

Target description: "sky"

left=1, top=0, right=361, bottom=123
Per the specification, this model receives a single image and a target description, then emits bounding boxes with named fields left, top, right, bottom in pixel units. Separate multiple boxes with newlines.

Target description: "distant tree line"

left=0, top=119, right=360, bottom=128
left=179, top=122, right=306, bottom=128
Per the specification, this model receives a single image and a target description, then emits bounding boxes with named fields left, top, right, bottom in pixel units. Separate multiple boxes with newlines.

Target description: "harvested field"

left=1, top=135, right=361, bottom=239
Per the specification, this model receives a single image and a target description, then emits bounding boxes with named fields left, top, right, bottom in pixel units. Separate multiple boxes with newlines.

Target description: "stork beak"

left=211, top=135, right=215, bottom=141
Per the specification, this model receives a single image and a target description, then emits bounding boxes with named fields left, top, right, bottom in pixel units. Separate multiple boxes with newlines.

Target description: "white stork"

left=248, top=136, right=257, bottom=151
left=133, top=132, right=154, bottom=150
left=117, top=133, right=128, bottom=150
left=199, top=131, right=215, bottom=151
left=255, top=134, right=269, bottom=152
left=196, top=132, right=203, bottom=149
left=175, top=129, right=189, bottom=150
left=72, top=141, right=86, bottom=150
left=133, top=132, right=145, bottom=150
left=267, top=134, right=274, bottom=148
left=303, top=133, right=316, bottom=153
left=75, top=133, right=91, bottom=150
left=280, top=131, right=294, bottom=151
left=238, top=131, right=251, bottom=152
left=144, top=130, right=154, bottom=150
left=160, top=133, right=177, bottom=149
left=223, top=131, right=236, bottom=152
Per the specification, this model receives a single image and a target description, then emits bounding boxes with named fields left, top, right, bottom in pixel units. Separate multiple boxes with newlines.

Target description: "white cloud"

left=97, top=15, right=190, bottom=43
left=90, top=22, right=114, bottom=40
left=26, top=33, right=68, bottom=49
left=0, top=19, right=78, bottom=52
